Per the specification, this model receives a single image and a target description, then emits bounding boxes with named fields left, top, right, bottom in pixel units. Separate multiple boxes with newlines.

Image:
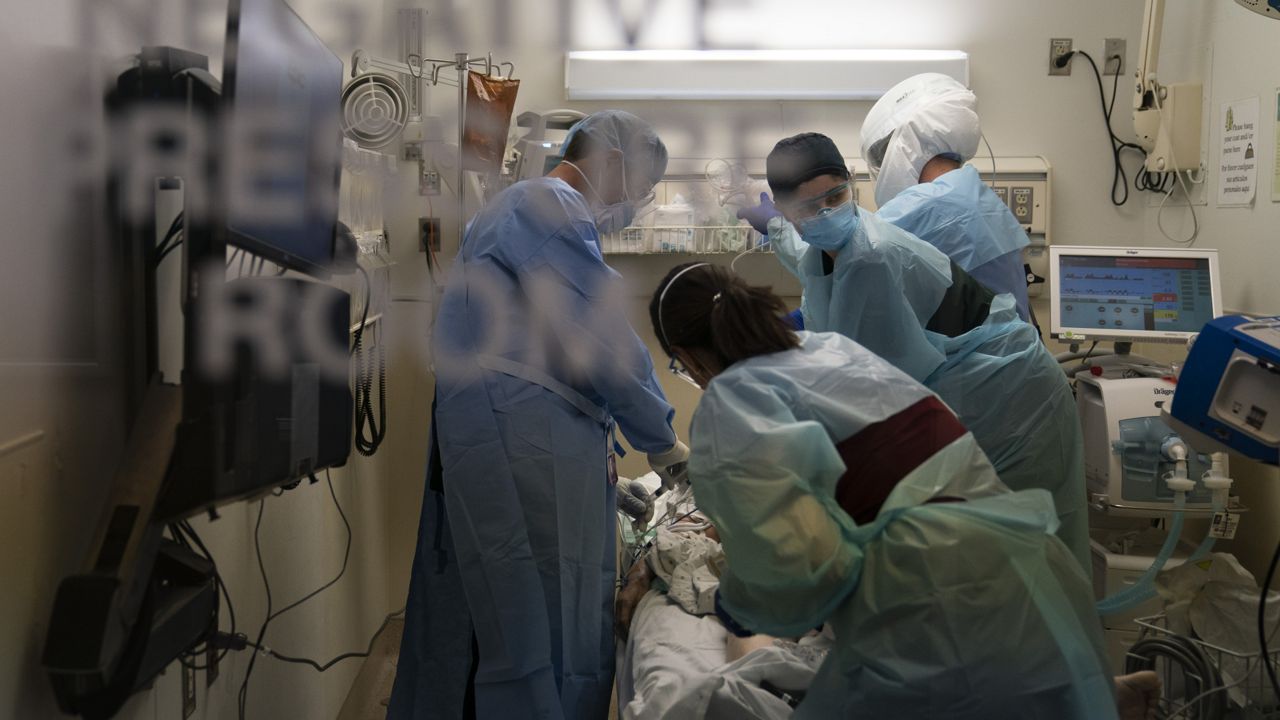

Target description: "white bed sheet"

left=616, top=590, right=822, bottom=720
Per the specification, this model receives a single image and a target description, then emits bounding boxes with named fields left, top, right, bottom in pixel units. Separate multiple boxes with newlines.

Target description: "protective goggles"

left=783, top=182, right=853, bottom=222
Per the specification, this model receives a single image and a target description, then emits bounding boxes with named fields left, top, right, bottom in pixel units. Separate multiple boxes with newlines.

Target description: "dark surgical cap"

left=766, top=133, right=851, bottom=203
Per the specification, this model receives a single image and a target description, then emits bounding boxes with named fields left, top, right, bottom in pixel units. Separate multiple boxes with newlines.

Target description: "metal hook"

left=405, top=53, right=423, bottom=80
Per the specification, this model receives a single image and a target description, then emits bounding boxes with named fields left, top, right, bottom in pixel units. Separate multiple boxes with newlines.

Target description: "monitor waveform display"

left=1058, top=255, right=1214, bottom=335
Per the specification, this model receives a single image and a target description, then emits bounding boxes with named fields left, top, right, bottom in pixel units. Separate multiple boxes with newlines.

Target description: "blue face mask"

left=795, top=201, right=857, bottom=251
left=594, top=200, right=637, bottom=235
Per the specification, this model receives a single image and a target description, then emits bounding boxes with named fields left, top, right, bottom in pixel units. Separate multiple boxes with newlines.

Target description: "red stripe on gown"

left=833, top=396, right=968, bottom=525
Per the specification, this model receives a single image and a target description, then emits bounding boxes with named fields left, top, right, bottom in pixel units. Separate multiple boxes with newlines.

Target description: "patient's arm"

left=617, top=525, right=788, bottom=660
left=615, top=557, right=654, bottom=642
left=725, top=634, right=776, bottom=662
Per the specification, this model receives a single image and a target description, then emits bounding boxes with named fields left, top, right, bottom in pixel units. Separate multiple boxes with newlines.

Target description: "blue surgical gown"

left=877, top=165, right=1032, bottom=322
left=769, top=212, right=1088, bottom=570
left=688, top=331, right=1115, bottom=719
left=389, top=177, right=677, bottom=720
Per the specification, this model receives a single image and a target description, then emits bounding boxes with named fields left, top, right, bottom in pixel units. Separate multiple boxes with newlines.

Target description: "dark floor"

left=338, top=619, right=621, bottom=720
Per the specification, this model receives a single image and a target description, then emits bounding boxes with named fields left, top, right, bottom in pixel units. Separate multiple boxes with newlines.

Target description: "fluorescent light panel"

left=565, top=49, right=969, bottom=101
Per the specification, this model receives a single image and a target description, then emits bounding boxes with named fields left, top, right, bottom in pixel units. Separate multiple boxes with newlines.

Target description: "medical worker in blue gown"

left=389, top=110, right=691, bottom=720
left=648, top=263, right=1117, bottom=719
left=864, top=73, right=1032, bottom=323
left=744, top=132, right=1088, bottom=571
left=739, top=76, right=1031, bottom=325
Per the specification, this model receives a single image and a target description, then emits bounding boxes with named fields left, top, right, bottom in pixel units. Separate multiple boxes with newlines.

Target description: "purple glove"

left=736, top=192, right=781, bottom=236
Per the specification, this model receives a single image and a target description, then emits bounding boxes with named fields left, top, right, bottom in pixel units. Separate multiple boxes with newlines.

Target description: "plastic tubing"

left=1097, top=452, right=1232, bottom=615
left=1096, top=488, right=1187, bottom=616
left=1186, top=456, right=1232, bottom=562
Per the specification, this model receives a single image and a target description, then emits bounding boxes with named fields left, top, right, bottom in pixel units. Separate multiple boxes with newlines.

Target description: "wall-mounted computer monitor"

left=222, top=0, right=343, bottom=277
left=1049, top=246, right=1222, bottom=344
left=157, top=0, right=352, bottom=521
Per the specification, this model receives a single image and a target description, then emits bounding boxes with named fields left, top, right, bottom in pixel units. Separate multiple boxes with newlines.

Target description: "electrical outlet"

left=1011, top=187, right=1035, bottom=225
left=420, top=165, right=441, bottom=196
left=1049, top=38, right=1073, bottom=76
left=402, top=141, right=423, bottom=162
left=1103, top=38, right=1126, bottom=76
left=420, top=217, right=442, bottom=252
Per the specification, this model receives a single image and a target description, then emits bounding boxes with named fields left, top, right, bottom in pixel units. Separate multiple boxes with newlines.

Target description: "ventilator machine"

left=1050, top=246, right=1250, bottom=668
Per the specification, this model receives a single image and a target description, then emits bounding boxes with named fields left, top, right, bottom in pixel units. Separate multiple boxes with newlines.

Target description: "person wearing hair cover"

left=646, top=262, right=1117, bottom=719
left=745, top=132, right=1088, bottom=572
left=390, top=110, right=690, bottom=720
left=864, top=73, right=1032, bottom=322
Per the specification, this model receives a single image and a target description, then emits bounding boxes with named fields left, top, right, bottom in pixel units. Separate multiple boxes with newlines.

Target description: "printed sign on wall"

left=1218, top=96, right=1259, bottom=207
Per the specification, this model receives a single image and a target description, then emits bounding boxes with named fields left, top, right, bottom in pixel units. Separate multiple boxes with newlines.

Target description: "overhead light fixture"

left=565, top=49, right=969, bottom=101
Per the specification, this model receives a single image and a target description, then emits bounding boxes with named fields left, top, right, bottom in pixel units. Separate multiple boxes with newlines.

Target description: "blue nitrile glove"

left=736, top=192, right=781, bottom=236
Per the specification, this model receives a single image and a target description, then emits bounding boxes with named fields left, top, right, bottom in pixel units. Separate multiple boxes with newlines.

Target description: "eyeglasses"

left=782, top=182, right=852, bottom=221
left=668, top=356, right=700, bottom=388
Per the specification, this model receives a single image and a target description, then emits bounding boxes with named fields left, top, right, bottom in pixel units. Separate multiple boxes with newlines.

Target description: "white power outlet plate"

left=1103, top=38, right=1126, bottom=76
left=420, top=165, right=441, bottom=196
left=1049, top=38, right=1073, bottom=76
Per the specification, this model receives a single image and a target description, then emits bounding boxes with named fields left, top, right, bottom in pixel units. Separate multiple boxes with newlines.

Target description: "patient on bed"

left=614, top=518, right=837, bottom=719
left=615, top=521, right=1159, bottom=720
left=618, top=518, right=838, bottom=668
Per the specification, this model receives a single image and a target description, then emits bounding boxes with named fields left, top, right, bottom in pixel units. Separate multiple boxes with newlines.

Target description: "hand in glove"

left=648, top=441, right=691, bottom=492
left=735, top=192, right=781, bottom=236
left=616, top=477, right=655, bottom=525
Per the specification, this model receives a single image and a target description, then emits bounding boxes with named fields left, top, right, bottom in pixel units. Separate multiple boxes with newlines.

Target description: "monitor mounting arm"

left=1132, top=0, right=1203, bottom=173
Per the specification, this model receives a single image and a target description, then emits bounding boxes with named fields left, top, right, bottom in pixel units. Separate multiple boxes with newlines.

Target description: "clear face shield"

left=624, top=151, right=659, bottom=223
left=630, top=186, right=658, bottom=223
left=656, top=262, right=713, bottom=390
left=865, top=136, right=892, bottom=178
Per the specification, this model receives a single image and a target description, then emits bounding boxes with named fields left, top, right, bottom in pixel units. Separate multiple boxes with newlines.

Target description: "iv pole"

left=351, top=49, right=515, bottom=246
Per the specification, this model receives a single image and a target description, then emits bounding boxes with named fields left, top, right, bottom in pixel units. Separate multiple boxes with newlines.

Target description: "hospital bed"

left=614, top=475, right=829, bottom=720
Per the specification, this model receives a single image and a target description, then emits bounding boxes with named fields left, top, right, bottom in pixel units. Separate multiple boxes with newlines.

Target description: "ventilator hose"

left=1097, top=493, right=1187, bottom=616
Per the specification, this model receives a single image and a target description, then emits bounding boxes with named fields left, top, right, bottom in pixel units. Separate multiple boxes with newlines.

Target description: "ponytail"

left=707, top=281, right=795, bottom=364
left=650, top=263, right=799, bottom=369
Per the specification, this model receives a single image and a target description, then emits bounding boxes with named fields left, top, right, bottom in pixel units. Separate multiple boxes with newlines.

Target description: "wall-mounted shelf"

left=601, top=225, right=766, bottom=255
